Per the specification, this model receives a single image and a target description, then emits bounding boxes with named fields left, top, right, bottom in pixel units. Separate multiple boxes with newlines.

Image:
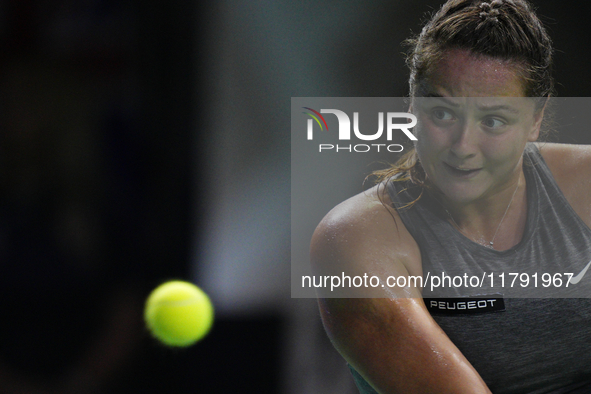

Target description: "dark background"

left=1, top=1, right=589, bottom=393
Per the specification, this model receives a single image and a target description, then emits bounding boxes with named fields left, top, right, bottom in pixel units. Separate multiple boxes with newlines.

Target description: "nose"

left=449, top=121, right=478, bottom=160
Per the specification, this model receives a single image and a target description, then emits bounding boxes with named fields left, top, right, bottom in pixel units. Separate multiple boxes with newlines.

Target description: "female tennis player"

left=311, top=0, right=591, bottom=393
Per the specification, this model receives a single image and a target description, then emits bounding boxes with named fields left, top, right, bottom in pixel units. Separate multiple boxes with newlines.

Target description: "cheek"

left=414, top=133, right=446, bottom=178
left=480, top=137, right=524, bottom=169
left=414, top=130, right=432, bottom=162
left=414, top=122, right=441, bottom=151
left=414, top=124, right=448, bottom=157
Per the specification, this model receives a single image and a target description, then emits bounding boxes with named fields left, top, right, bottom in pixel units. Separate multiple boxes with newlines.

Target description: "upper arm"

left=310, top=186, right=491, bottom=393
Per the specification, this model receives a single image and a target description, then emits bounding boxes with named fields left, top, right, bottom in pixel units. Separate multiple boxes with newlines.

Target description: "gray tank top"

left=350, top=144, right=591, bottom=393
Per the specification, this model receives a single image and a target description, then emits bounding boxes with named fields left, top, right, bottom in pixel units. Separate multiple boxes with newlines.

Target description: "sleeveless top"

left=350, top=144, right=591, bottom=394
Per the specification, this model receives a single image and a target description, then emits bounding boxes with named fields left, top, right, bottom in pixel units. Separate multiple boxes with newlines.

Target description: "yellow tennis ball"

left=144, top=281, right=214, bottom=347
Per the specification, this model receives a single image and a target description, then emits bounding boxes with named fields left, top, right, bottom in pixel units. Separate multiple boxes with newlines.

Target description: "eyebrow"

left=424, top=93, right=520, bottom=114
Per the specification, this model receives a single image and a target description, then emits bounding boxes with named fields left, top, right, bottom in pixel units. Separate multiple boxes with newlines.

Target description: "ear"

left=528, top=98, right=547, bottom=142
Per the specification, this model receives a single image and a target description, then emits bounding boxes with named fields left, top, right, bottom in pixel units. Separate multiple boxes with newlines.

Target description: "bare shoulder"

left=536, top=142, right=591, bottom=174
left=310, top=183, right=422, bottom=289
left=311, top=183, right=402, bottom=254
left=536, top=142, right=591, bottom=225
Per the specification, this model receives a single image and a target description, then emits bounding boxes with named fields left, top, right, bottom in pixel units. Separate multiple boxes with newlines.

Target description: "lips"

left=443, top=162, right=482, bottom=178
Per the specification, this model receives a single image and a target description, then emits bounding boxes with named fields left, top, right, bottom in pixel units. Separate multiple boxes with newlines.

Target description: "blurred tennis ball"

left=144, top=281, right=214, bottom=347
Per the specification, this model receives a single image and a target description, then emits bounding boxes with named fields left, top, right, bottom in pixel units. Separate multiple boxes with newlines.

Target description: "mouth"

left=443, top=162, right=482, bottom=178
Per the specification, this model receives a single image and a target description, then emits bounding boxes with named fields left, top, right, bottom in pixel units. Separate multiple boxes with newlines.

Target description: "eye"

left=482, top=117, right=505, bottom=129
left=432, top=108, right=454, bottom=121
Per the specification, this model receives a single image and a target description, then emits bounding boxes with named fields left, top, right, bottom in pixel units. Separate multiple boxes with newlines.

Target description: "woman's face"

left=412, top=48, right=544, bottom=205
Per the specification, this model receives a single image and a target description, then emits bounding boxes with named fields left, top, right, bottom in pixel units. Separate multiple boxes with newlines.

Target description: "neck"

left=432, top=173, right=527, bottom=250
